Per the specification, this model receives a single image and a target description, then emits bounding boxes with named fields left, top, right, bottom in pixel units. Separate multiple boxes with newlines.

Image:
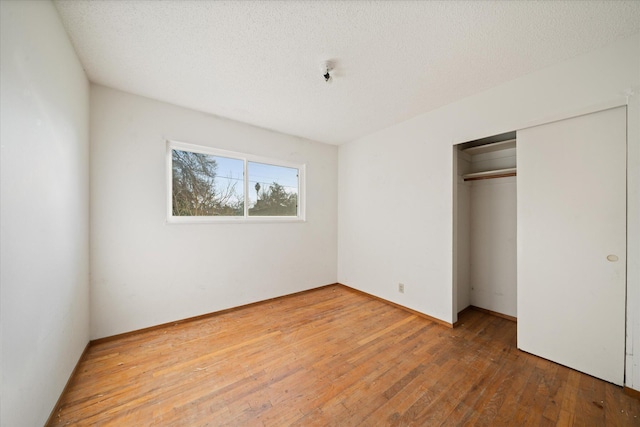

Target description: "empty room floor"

left=48, top=285, right=639, bottom=426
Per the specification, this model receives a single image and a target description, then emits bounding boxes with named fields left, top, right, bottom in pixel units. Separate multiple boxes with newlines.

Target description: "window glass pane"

left=248, top=162, right=298, bottom=216
left=172, top=149, right=244, bottom=216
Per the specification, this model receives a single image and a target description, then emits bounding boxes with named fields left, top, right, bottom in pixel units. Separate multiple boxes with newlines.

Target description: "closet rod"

left=464, top=172, right=516, bottom=182
left=462, top=167, right=517, bottom=181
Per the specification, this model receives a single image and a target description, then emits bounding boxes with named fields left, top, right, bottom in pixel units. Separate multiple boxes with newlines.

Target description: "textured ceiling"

left=54, top=1, right=640, bottom=145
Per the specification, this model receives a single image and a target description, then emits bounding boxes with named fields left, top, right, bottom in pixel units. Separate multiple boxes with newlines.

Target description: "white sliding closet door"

left=517, top=106, right=626, bottom=385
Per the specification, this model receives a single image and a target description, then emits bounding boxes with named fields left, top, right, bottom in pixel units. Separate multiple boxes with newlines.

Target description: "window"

left=167, top=141, right=305, bottom=222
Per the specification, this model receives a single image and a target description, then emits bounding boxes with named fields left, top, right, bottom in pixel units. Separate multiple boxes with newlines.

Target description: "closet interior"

left=454, top=131, right=517, bottom=321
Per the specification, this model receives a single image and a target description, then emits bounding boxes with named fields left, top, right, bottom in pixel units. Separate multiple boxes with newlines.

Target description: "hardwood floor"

left=49, top=285, right=639, bottom=426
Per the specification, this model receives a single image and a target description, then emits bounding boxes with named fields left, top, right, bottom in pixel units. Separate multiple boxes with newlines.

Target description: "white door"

left=517, top=106, right=626, bottom=385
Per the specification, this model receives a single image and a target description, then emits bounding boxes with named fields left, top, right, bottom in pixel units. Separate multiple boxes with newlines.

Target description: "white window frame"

left=166, top=140, right=306, bottom=223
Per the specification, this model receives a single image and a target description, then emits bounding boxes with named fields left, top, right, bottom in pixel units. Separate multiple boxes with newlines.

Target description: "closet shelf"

left=462, top=139, right=516, bottom=155
left=463, top=167, right=517, bottom=181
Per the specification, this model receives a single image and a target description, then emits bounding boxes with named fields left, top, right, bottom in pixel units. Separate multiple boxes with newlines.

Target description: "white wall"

left=90, top=85, right=338, bottom=339
left=337, top=33, right=640, bottom=388
left=0, top=2, right=90, bottom=426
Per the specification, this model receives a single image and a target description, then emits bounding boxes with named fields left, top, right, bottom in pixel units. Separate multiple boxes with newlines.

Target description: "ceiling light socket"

left=322, top=60, right=334, bottom=83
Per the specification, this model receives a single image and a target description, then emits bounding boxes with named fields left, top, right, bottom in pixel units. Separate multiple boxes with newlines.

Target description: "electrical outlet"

left=398, top=283, right=405, bottom=293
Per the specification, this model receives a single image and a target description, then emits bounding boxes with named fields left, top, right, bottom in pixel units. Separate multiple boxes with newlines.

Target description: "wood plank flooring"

left=49, top=285, right=639, bottom=426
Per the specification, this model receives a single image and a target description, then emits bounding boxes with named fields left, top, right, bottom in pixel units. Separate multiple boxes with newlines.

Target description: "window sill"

left=166, top=217, right=306, bottom=225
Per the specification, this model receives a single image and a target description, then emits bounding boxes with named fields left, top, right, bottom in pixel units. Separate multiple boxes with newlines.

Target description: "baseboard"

left=466, top=305, right=517, bottom=323
left=453, top=306, right=474, bottom=327
left=91, top=283, right=340, bottom=345
left=45, top=341, right=90, bottom=426
left=624, top=386, right=640, bottom=400
left=337, top=283, right=454, bottom=328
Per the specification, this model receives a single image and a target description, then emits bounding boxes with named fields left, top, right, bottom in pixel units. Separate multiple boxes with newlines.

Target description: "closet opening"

left=453, top=131, right=517, bottom=325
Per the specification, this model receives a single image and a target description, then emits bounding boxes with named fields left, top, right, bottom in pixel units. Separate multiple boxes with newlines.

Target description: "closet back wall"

left=457, top=144, right=517, bottom=318
left=90, top=85, right=338, bottom=339
left=468, top=176, right=517, bottom=317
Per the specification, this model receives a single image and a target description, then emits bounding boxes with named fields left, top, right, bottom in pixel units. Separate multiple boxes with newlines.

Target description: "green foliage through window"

left=168, top=143, right=303, bottom=220
left=248, top=162, right=298, bottom=217
left=249, top=182, right=298, bottom=216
